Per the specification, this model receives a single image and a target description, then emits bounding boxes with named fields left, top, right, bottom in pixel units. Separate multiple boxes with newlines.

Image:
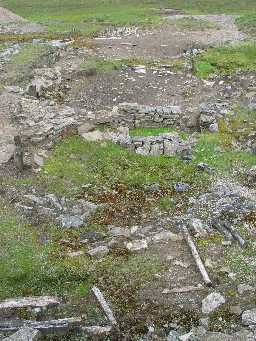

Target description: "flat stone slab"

left=0, top=296, right=60, bottom=312
left=3, top=327, right=41, bottom=341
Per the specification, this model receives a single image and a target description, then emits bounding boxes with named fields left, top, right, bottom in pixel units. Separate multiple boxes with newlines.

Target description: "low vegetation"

left=236, top=14, right=256, bottom=37
left=0, top=0, right=255, bottom=33
left=2, top=44, right=54, bottom=85
left=195, top=42, right=256, bottom=78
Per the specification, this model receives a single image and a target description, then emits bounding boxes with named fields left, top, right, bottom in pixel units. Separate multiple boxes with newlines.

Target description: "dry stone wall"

left=92, top=103, right=184, bottom=128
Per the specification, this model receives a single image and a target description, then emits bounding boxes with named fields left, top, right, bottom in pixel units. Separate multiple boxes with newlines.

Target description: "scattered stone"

left=125, top=239, right=148, bottom=252
left=242, top=308, right=256, bottom=325
left=58, top=215, right=84, bottom=229
left=202, top=292, right=225, bottom=314
left=197, top=163, right=212, bottom=172
left=173, top=260, right=190, bottom=268
left=33, top=149, right=50, bottom=167
left=189, top=218, right=209, bottom=237
left=237, top=284, right=254, bottom=295
left=151, top=231, right=183, bottom=243
left=229, top=305, right=242, bottom=316
left=2, top=327, right=41, bottom=341
left=88, top=245, right=109, bottom=258
left=199, top=317, right=209, bottom=329
left=78, top=122, right=96, bottom=135
left=174, top=183, right=190, bottom=192
left=108, top=225, right=130, bottom=237
left=167, top=330, right=180, bottom=341
left=67, top=251, right=85, bottom=258
left=79, top=130, right=107, bottom=141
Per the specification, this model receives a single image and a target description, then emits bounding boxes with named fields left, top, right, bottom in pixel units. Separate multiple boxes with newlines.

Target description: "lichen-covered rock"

left=242, top=308, right=256, bottom=325
left=202, top=292, right=225, bottom=314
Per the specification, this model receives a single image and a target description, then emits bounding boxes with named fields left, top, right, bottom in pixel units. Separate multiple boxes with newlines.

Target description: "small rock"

left=197, top=163, right=212, bottom=172
left=199, top=317, right=209, bottom=329
left=125, top=239, right=148, bottom=252
left=152, top=231, right=183, bottom=243
left=108, top=225, right=130, bottom=237
left=237, top=284, right=254, bottom=295
left=173, top=260, right=190, bottom=269
left=78, top=122, right=96, bottom=135
left=67, top=251, right=85, bottom=258
left=58, top=215, right=84, bottom=229
left=242, top=308, right=256, bottom=325
left=88, top=245, right=109, bottom=258
left=167, top=330, right=180, bottom=341
left=229, top=305, right=242, bottom=316
left=221, top=241, right=232, bottom=246
left=80, top=130, right=106, bottom=141
left=174, top=183, right=190, bottom=192
left=202, top=292, right=225, bottom=314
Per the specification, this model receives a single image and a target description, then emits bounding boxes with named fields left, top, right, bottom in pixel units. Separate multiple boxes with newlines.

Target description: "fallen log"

left=0, top=317, right=82, bottom=334
left=182, top=227, right=212, bottom=286
left=92, top=286, right=118, bottom=326
left=162, top=284, right=204, bottom=294
left=0, top=296, right=60, bottom=313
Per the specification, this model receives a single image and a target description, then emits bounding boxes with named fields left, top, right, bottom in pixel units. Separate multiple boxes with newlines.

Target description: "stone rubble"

left=14, top=191, right=100, bottom=228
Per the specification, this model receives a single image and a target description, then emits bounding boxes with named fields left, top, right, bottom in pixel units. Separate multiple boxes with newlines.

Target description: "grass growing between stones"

left=195, top=42, right=256, bottom=78
left=2, top=43, right=54, bottom=85
left=0, top=199, right=92, bottom=299
left=236, top=14, right=256, bottom=37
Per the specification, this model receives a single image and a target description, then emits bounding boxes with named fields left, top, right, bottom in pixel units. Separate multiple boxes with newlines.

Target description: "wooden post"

left=182, top=227, right=212, bottom=286
left=92, top=286, right=118, bottom=326
left=13, top=135, right=24, bottom=172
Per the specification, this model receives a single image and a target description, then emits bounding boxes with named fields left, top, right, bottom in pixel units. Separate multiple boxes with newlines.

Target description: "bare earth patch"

left=96, top=15, right=245, bottom=60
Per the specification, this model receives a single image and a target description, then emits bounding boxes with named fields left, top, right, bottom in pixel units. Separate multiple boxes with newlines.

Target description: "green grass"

left=130, top=127, right=189, bottom=139
left=40, top=131, right=256, bottom=197
left=0, top=0, right=256, bottom=34
left=130, top=127, right=176, bottom=137
left=195, top=42, right=256, bottom=78
left=2, top=44, right=54, bottom=85
left=0, top=200, right=92, bottom=299
left=81, top=57, right=125, bottom=73
left=41, top=135, right=209, bottom=195
left=169, top=16, right=219, bottom=31
left=236, top=14, right=256, bottom=37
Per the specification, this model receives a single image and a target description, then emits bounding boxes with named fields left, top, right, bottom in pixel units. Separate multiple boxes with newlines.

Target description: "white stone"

left=202, top=292, right=225, bottom=314
left=126, top=239, right=148, bottom=252
left=237, top=284, right=254, bottom=295
left=88, top=245, right=109, bottom=258
left=242, top=308, right=256, bottom=325
left=152, top=231, right=183, bottom=243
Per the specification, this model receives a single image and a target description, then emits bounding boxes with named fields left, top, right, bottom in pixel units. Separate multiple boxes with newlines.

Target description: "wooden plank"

left=92, top=286, right=118, bottom=326
left=183, top=227, right=212, bottom=286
